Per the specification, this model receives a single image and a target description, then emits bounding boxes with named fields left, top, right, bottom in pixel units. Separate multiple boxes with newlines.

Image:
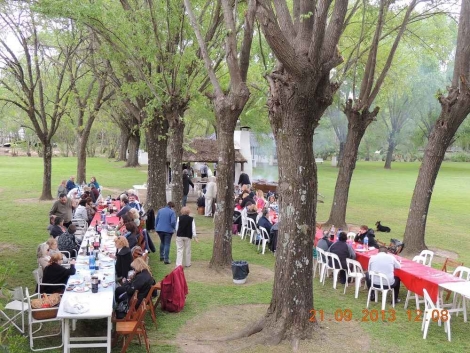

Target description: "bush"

left=449, top=152, right=470, bottom=162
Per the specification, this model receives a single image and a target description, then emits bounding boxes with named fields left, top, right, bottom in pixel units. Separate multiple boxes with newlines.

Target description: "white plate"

left=73, top=286, right=90, bottom=292
left=69, top=279, right=84, bottom=285
left=355, top=248, right=367, bottom=252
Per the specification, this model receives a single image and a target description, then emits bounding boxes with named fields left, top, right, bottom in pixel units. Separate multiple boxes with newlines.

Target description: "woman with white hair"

left=204, top=176, right=217, bottom=217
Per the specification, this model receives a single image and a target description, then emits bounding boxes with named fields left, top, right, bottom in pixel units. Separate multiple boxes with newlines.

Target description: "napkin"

left=63, top=295, right=90, bottom=314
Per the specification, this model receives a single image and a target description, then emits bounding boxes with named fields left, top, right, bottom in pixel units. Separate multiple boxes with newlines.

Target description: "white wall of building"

left=234, top=129, right=253, bottom=183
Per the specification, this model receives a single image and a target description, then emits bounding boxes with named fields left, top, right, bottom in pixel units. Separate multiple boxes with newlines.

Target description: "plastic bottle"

left=89, top=253, right=95, bottom=271
left=329, top=225, right=336, bottom=241
left=364, top=234, right=369, bottom=251
left=86, top=239, right=90, bottom=256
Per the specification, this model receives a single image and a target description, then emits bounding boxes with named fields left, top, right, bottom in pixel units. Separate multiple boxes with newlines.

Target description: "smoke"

left=252, top=165, right=279, bottom=182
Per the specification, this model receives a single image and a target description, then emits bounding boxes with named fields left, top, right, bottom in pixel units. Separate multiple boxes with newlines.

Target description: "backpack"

left=160, top=266, right=188, bottom=313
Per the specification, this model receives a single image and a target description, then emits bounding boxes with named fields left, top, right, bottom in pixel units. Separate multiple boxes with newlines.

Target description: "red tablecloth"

left=355, top=249, right=465, bottom=302
left=91, top=201, right=120, bottom=227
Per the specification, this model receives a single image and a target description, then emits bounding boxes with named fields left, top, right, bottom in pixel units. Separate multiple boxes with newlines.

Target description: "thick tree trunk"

left=326, top=105, right=377, bottom=229
left=125, top=132, right=140, bottom=167
left=260, top=77, right=317, bottom=342
left=403, top=101, right=470, bottom=254
left=76, top=129, right=92, bottom=184
left=338, top=140, right=345, bottom=166
left=384, top=135, right=395, bottom=169
left=209, top=115, right=237, bottom=268
left=168, top=117, right=185, bottom=212
left=146, top=116, right=168, bottom=211
left=117, top=127, right=129, bottom=162
left=40, top=142, right=53, bottom=200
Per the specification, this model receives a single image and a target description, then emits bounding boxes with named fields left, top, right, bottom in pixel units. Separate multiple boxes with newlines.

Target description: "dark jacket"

left=50, top=225, right=65, bottom=239
left=122, top=270, right=156, bottom=308
left=182, top=174, right=194, bottom=196
left=177, top=215, right=194, bottom=239
left=257, top=216, right=272, bottom=234
left=42, top=263, right=76, bottom=294
left=328, top=241, right=355, bottom=269
left=126, top=233, right=138, bottom=249
left=117, top=204, right=132, bottom=218
left=354, top=229, right=378, bottom=248
left=238, top=173, right=251, bottom=186
left=115, top=247, right=133, bottom=279
left=57, top=232, right=79, bottom=258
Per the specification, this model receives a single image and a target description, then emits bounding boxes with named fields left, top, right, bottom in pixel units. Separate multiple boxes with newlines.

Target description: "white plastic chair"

left=404, top=256, right=427, bottom=310
left=422, top=288, right=451, bottom=341
left=0, top=287, right=28, bottom=334
left=71, top=219, right=88, bottom=241
left=257, top=227, right=271, bottom=254
left=239, top=211, right=248, bottom=240
left=347, top=232, right=356, bottom=242
left=322, top=252, right=343, bottom=289
left=419, top=250, right=434, bottom=267
left=315, top=248, right=327, bottom=281
left=25, top=286, right=64, bottom=351
left=366, top=271, right=395, bottom=310
left=344, top=259, right=366, bottom=299
left=440, top=266, right=470, bottom=321
left=246, top=218, right=258, bottom=244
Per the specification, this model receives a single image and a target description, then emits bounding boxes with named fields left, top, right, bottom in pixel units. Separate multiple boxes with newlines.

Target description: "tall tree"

left=403, top=0, right=470, bottom=253
left=0, top=1, right=79, bottom=199
left=185, top=0, right=256, bottom=268
left=225, top=0, right=348, bottom=345
left=326, top=0, right=423, bottom=228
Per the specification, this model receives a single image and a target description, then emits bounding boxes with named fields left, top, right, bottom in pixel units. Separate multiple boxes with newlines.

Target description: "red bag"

left=160, top=266, right=188, bottom=313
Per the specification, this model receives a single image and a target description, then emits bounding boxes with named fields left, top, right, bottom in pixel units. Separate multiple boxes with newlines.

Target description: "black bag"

left=388, top=238, right=404, bottom=254
left=115, top=297, right=129, bottom=319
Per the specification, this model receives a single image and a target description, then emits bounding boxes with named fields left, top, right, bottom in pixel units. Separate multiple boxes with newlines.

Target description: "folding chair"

left=25, top=286, right=64, bottom=351
left=112, top=291, right=139, bottom=323
left=114, top=303, right=150, bottom=353
left=442, top=258, right=464, bottom=301
left=143, top=283, right=161, bottom=326
left=0, top=287, right=28, bottom=334
left=422, top=288, right=451, bottom=341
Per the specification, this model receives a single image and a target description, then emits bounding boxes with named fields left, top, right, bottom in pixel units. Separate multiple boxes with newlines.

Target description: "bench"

left=315, top=158, right=324, bottom=164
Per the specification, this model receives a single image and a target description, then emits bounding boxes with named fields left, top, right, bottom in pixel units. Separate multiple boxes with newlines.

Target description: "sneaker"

left=164, top=260, right=171, bottom=265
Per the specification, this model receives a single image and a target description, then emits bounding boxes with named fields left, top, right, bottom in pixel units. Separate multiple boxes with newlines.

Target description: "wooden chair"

left=112, top=291, right=139, bottom=323
left=143, top=283, right=161, bottom=327
left=114, top=303, right=150, bottom=353
left=441, top=258, right=464, bottom=301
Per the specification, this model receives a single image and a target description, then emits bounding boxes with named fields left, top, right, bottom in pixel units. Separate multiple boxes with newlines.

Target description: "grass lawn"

left=0, top=156, right=469, bottom=352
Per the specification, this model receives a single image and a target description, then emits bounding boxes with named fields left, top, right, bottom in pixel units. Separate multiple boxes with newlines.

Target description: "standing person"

left=66, top=176, right=77, bottom=193
left=200, top=163, right=208, bottom=178
left=155, top=202, right=176, bottom=264
left=328, top=232, right=356, bottom=284
left=204, top=177, right=217, bottom=217
left=238, top=172, right=251, bottom=187
left=182, top=169, right=194, bottom=207
left=175, top=206, right=199, bottom=267
left=57, top=180, right=67, bottom=198
left=49, top=193, right=74, bottom=228
left=366, top=246, right=401, bottom=302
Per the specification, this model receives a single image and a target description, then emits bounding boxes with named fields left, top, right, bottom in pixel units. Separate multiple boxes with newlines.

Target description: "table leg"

left=463, top=296, right=467, bottom=322
left=107, top=316, right=111, bottom=353
left=63, top=318, right=70, bottom=353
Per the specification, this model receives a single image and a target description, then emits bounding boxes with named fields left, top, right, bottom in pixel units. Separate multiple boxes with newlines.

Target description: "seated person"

left=124, top=222, right=139, bottom=249
left=257, top=208, right=273, bottom=234
left=115, top=257, right=156, bottom=311
left=86, top=197, right=97, bottom=224
left=246, top=202, right=258, bottom=222
left=328, top=232, right=356, bottom=284
left=47, top=215, right=56, bottom=232
left=269, top=221, right=279, bottom=253
left=90, top=184, right=100, bottom=201
left=366, top=246, right=401, bottom=302
left=57, top=224, right=80, bottom=258
left=128, top=192, right=144, bottom=217
left=41, top=253, right=76, bottom=293
left=128, top=208, right=141, bottom=228
left=111, top=236, right=133, bottom=281
left=354, top=225, right=379, bottom=248
left=38, top=238, right=69, bottom=270
left=234, top=197, right=243, bottom=211
left=74, top=199, right=88, bottom=221
left=316, top=233, right=333, bottom=252
left=88, top=176, right=100, bottom=191
left=50, top=216, right=66, bottom=239
left=116, top=195, right=132, bottom=218
left=240, top=192, right=255, bottom=208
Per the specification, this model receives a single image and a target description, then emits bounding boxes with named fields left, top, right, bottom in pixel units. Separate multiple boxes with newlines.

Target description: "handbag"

left=115, top=298, right=129, bottom=319
left=31, top=293, right=61, bottom=320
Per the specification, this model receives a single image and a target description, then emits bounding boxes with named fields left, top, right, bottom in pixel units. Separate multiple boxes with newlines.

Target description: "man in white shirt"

left=204, top=176, right=217, bottom=217
left=367, top=246, right=401, bottom=302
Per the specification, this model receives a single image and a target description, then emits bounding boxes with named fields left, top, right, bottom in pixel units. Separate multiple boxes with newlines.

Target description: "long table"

left=355, top=249, right=465, bottom=302
left=57, top=228, right=117, bottom=352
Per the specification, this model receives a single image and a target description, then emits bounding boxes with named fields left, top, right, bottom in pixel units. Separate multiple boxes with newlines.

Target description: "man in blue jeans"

left=155, top=201, right=176, bottom=264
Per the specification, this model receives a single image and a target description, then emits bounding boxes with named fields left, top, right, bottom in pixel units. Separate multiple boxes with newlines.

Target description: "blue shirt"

left=155, top=206, right=176, bottom=233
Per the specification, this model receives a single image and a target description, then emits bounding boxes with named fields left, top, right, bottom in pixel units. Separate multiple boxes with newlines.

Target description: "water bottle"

left=364, top=235, right=369, bottom=251
left=330, top=225, right=336, bottom=241
left=89, top=253, right=96, bottom=271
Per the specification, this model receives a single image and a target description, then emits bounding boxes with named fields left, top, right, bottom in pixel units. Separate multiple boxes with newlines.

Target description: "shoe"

left=370, top=295, right=375, bottom=301
left=164, top=260, right=171, bottom=265
left=395, top=298, right=401, bottom=303
left=185, top=265, right=191, bottom=268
